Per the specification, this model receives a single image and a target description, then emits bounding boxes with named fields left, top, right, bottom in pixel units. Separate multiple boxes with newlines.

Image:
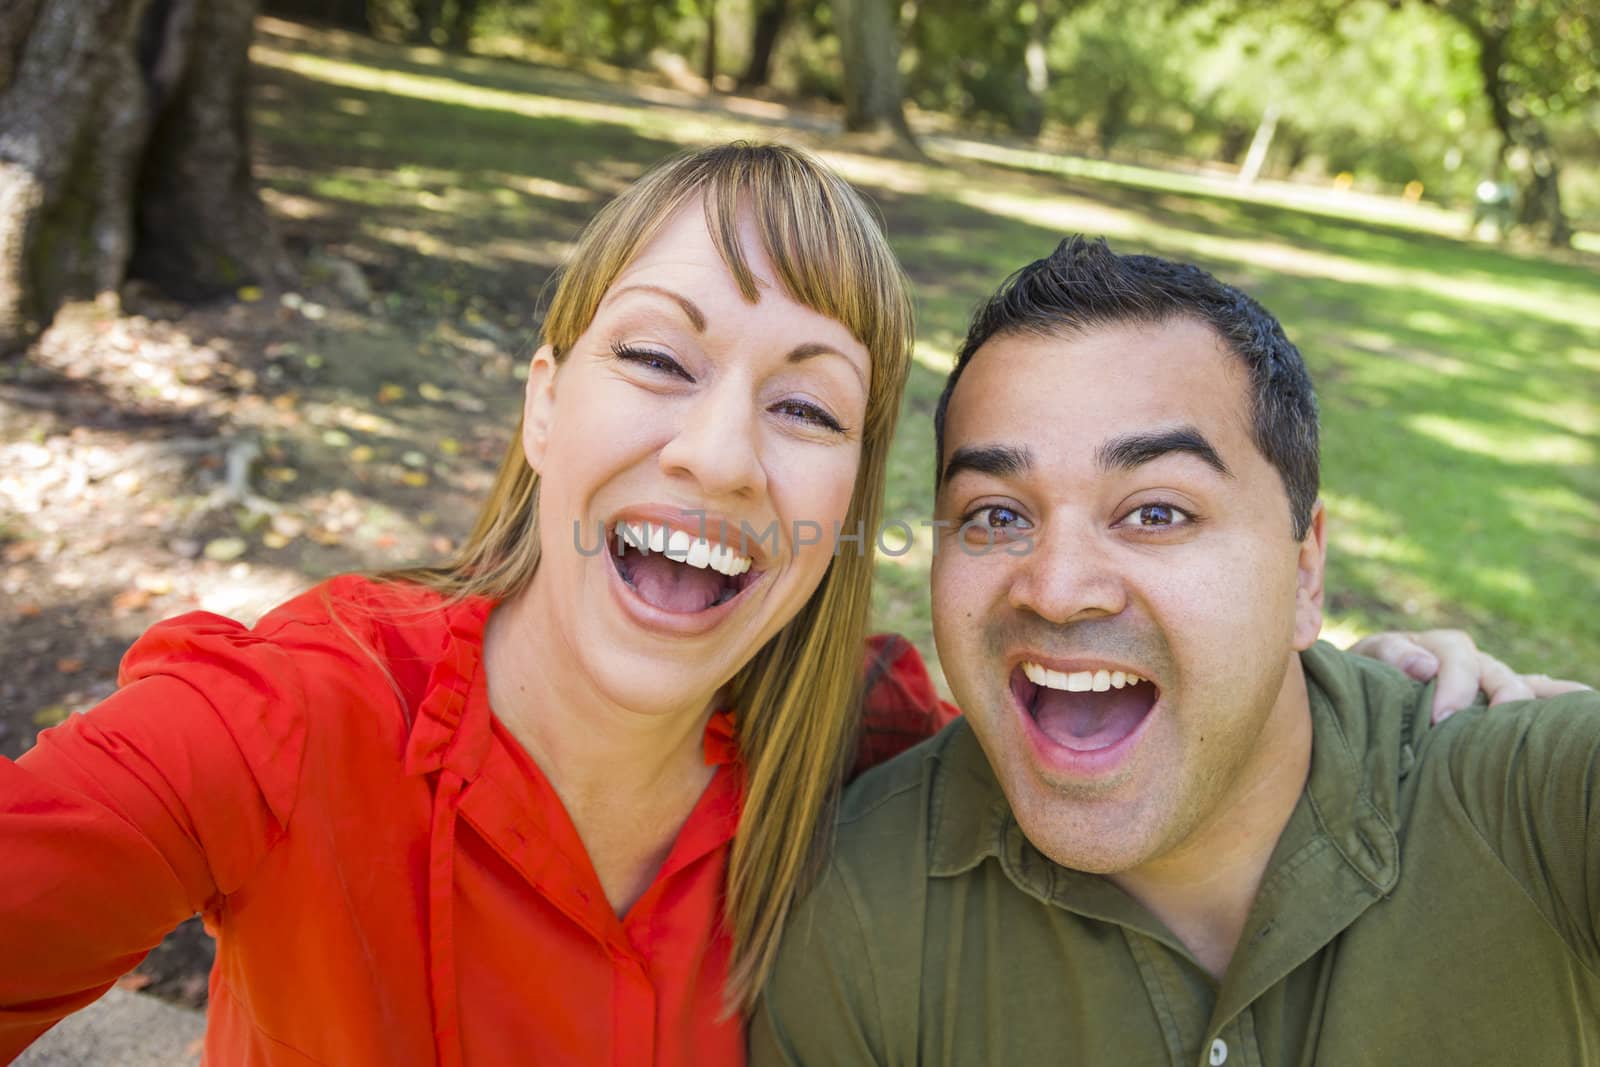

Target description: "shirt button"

left=1208, top=1038, right=1229, bottom=1065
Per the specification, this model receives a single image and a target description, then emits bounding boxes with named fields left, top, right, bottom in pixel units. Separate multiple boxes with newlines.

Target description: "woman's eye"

left=1118, top=503, right=1193, bottom=529
left=612, top=343, right=691, bottom=380
left=771, top=399, right=846, bottom=434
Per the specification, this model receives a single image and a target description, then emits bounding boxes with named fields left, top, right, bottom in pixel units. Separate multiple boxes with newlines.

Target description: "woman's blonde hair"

left=389, top=142, right=913, bottom=1009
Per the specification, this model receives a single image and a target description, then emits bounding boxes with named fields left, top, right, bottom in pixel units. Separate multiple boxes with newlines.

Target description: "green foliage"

left=903, top=0, right=1042, bottom=133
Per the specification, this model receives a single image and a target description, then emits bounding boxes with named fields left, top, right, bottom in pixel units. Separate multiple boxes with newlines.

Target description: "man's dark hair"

left=933, top=235, right=1320, bottom=539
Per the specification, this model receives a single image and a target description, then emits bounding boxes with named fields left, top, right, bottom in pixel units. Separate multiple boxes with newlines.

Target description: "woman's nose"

left=656, top=381, right=769, bottom=500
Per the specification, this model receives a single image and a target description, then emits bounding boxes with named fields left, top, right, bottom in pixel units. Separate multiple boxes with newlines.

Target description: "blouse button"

left=1208, top=1038, right=1229, bottom=1065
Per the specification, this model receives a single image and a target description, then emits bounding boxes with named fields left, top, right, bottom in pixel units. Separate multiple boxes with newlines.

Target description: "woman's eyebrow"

left=604, top=284, right=705, bottom=332
left=789, top=342, right=867, bottom=390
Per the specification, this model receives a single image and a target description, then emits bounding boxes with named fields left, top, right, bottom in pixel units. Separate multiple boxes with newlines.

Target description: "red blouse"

left=0, top=576, right=956, bottom=1065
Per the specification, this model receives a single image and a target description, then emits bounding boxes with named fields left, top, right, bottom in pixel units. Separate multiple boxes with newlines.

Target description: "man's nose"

left=656, top=381, right=768, bottom=500
left=1005, top=517, right=1128, bottom=624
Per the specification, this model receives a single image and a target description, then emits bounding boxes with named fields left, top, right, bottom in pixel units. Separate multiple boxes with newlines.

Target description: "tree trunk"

left=443, top=0, right=481, bottom=52
left=703, top=0, right=718, bottom=85
left=1238, top=101, right=1281, bottom=185
left=737, top=0, right=788, bottom=91
left=412, top=0, right=444, bottom=44
left=830, top=0, right=920, bottom=155
left=260, top=0, right=368, bottom=31
left=1465, top=16, right=1572, bottom=247
left=0, top=0, right=287, bottom=354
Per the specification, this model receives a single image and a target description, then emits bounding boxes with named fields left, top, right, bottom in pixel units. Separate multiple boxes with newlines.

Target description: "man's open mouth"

left=608, top=521, right=760, bottom=614
left=1011, top=661, right=1159, bottom=752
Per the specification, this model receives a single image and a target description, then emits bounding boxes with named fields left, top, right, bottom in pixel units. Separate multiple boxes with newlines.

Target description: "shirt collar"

left=927, top=641, right=1424, bottom=899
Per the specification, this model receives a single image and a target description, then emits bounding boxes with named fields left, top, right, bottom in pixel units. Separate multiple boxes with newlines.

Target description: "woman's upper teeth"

left=1021, top=661, right=1144, bottom=692
left=624, top=522, right=752, bottom=577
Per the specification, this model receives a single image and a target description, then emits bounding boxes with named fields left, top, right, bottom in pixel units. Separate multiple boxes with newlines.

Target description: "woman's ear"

left=522, top=345, right=558, bottom=472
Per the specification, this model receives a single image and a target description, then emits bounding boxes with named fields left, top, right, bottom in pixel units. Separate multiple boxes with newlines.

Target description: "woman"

left=0, top=143, right=1563, bottom=1067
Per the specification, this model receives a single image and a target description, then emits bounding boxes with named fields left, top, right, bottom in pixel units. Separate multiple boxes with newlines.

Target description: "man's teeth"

left=1021, top=661, right=1144, bottom=691
left=618, top=522, right=752, bottom=577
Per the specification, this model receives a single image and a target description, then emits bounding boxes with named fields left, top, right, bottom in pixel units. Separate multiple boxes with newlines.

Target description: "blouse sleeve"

left=0, top=613, right=308, bottom=1056
left=852, top=634, right=961, bottom=780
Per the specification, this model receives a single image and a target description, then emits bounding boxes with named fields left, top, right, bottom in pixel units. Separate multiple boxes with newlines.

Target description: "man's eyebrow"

left=604, top=284, right=705, bottom=332
left=940, top=445, right=1033, bottom=487
left=1096, top=426, right=1233, bottom=478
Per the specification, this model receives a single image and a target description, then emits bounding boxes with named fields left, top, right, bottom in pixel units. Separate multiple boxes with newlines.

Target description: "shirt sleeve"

left=1436, top=691, right=1600, bottom=962
left=0, top=613, right=307, bottom=1056
left=853, top=634, right=960, bottom=781
left=749, top=857, right=888, bottom=1066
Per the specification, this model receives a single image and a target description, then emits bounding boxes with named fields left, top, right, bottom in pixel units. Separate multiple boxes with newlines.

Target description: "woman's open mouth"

left=1011, top=660, right=1159, bottom=754
left=607, top=521, right=761, bottom=615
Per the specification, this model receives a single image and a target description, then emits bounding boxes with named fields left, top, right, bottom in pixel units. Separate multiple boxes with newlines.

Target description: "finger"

left=1428, top=641, right=1490, bottom=722
left=1348, top=633, right=1438, bottom=681
left=1520, top=674, right=1594, bottom=700
left=1479, top=658, right=1535, bottom=708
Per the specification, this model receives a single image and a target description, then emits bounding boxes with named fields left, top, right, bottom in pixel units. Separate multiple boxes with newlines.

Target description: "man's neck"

left=1109, top=666, right=1314, bottom=982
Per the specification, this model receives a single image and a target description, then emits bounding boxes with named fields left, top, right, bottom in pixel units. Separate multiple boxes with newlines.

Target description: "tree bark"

left=831, top=0, right=920, bottom=155
left=132, top=0, right=289, bottom=298
left=1, top=0, right=149, bottom=352
left=0, top=0, right=287, bottom=352
left=737, top=0, right=788, bottom=91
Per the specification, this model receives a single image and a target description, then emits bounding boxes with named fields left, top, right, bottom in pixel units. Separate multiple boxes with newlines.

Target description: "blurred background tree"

left=3, top=0, right=1597, bottom=352
left=0, top=0, right=289, bottom=354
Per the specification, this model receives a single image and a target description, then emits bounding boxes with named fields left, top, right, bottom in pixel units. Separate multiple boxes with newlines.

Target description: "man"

left=753, top=237, right=1600, bottom=1064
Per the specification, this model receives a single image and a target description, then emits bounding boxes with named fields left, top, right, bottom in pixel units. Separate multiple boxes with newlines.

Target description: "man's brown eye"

left=988, top=506, right=1023, bottom=528
left=1140, top=504, right=1174, bottom=525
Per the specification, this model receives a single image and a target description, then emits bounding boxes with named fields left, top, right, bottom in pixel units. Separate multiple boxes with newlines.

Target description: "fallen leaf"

left=438, top=437, right=461, bottom=456
left=430, top=536, right=455, bottom=554
left=135, top=574, right=174, bottom=594
left=376, top=383, right=407, bottom=404
left=32, top=705, right=69, bottom=727
left=400, top=470, right=430, bottom=488
left=237, top=286, right=264, bottom=303
left=262, top=531, right=291, bottom=549
left=418, top=382, right=445, bottom=402
left=56, top=658, right=84, bottom=674
left=16, top=602, right=42, bottom=618
left=204, top=537, right=249, bottom=562
left=112, top=588, right=154, bottom=613
left=269, top=514, right=306, bottom=538
left=3, top=541, right=39, bottom=563
left=349, top=445, right=375, bottom=464
left=266, top=466, right=299, bottom=484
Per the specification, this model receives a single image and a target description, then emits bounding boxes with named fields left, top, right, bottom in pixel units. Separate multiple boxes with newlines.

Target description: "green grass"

left=248, top=17, right=1600, bottom=684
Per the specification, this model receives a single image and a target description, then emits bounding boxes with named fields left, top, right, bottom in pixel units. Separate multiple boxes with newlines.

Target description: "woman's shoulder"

left=119, top=574, right=489, bottom=717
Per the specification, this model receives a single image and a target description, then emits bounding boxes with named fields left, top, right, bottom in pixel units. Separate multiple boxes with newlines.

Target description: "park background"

left=1, top=0, right=1597, bottom=1026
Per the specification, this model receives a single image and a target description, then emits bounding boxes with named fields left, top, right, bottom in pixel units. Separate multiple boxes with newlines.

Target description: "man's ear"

left=522, top=345, right=558, bottom=472
left=1292, top=500, right=1327, bottom=650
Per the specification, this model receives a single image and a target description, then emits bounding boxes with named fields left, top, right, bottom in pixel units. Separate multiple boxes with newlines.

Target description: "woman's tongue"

left=1032, top=687, right=1147, bottom=751
left=627, top=552, right=724, bottom=613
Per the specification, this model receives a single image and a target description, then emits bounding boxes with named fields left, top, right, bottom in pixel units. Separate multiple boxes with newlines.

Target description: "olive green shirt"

left=753, top=643, right=1600, bottom=1066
